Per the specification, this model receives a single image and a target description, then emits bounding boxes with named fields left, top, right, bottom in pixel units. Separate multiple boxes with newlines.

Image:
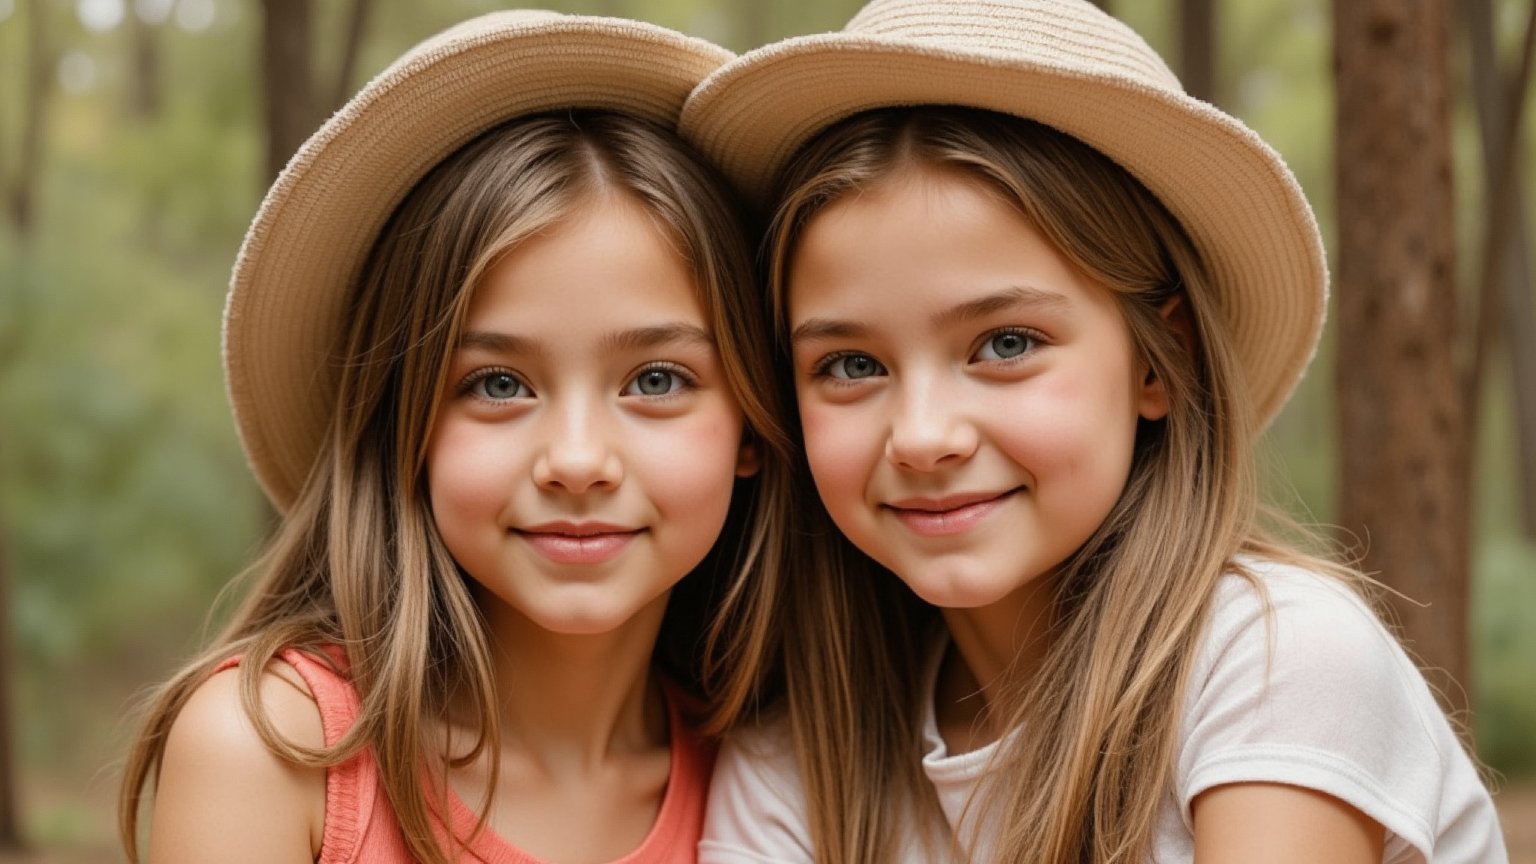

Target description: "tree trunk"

left=260, top=0, right=320, bottom=183
left=331, top=0, right=375, bottom=113
left=0, top=501, right=21, bottom=851
left=739, top=1, right=775, bottom=48
left=1333, top=0, right=1469, bottom=715
left=1465, top=0, right=1536, bottom=539
left=1179, top=0, right=1217, bottom=103
left=129, top=10, right=162, bottom=120
left=8, top=0, right=51, bottom=238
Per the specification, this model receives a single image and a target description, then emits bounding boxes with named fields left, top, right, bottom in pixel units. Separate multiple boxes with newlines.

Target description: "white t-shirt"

left=699, top=560, right=1508, bottom=863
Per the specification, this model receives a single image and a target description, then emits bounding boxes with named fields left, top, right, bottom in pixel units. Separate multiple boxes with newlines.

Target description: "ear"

left=1137, top=294, right=1194, bottom=421
left=734, top=435, right=762, bottom=478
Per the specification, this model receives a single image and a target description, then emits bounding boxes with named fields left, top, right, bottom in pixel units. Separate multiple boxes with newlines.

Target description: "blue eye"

left=624, top=366, right=689, bottom=397
left=974, top=330, right=1035, bottom=361
left=467, top=371, right=530, bottom=400
left=825, top=354, right=885, bottom=380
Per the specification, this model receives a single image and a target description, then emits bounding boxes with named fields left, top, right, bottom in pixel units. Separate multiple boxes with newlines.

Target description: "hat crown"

left=845, top=0, right=1183, bottom=94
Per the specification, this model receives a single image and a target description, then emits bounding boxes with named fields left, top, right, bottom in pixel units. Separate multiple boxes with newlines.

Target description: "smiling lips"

left=883, top=489, right=1021, bottom=536
left=516, top=522, right=641, bottom=565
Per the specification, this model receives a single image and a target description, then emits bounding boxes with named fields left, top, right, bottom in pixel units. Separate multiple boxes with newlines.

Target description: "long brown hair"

left=119, top=110, right=794, bottom=863
left=763, top=106, right=1367, bottom=863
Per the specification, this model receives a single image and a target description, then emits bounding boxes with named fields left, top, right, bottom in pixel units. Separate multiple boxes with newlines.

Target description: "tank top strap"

left=212, top=646, right=380, bottom=864
left=271, top=647, right=362, bottom=747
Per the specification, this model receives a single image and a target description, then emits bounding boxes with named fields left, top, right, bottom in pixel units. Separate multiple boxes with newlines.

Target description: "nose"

left=884, top=375, right=978, bottom=472
left=532, top=398, right=623, bottom=493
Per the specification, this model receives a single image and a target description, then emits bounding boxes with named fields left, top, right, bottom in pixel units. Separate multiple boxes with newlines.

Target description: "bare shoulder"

left=147, top=662, right=326, bottom=863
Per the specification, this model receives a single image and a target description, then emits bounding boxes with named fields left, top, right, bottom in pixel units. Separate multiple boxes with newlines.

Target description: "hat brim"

left=680, top=32, right=1327, bottom=430
left=226, top=12, right=733, bottom=509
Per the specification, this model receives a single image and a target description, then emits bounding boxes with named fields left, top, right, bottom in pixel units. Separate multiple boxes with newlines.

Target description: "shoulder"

left=1202, top=559, right=1403, bottom=676
left=1177, top=558, right=1501, bottom=862
left=147, top=660, right=327, bottom=863
left=1191, top=557, right=1435, bottom=735
left=699, top=718, right=815, bottom=862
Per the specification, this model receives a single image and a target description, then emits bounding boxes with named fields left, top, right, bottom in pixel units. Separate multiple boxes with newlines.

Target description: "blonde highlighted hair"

left=761, top=106, right=1368, bottom=864
left=119, top=110, right=794, bottom=863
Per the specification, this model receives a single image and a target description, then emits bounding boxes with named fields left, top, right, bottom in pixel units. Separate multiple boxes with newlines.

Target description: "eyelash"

left=456, top=367, right=530, bottom=401
left=453, top=363, right=700, bottom=403
left=971, top=327, right=1046, bottom=363
left=622, top=362, right=698, bottom=398
left=808, top=326, right=1049, bottom=380
left=809, top=351, right=885, bottom=381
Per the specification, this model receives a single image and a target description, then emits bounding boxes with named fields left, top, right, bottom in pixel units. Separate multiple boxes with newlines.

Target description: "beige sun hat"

left=225, top=11, right=733, bottom=510
left=680, top=0, right=1326, bottom=429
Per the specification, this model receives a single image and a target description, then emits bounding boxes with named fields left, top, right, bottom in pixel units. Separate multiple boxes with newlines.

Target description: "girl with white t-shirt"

left=678, top=0, right=1508, bottom=861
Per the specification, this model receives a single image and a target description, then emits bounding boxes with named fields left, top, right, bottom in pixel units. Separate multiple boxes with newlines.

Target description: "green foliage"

left=1475, top=535, right=1536, bottom=780
left=0, top=0, right=268, bottom=789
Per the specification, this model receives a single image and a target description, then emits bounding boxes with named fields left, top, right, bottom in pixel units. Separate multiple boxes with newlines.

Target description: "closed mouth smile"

left=881, top=488, right=1022, bottom=536
left=514, top=521, right=643, bottom=564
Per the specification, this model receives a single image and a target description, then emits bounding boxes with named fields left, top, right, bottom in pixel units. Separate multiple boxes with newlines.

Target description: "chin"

left=522, top=604, right=636, bottom=636
left=888, top=561, right=1025, bottom=610
left=897, top=568, right=1013, bottom=608
left=906, top=581, right=1019, bottom=611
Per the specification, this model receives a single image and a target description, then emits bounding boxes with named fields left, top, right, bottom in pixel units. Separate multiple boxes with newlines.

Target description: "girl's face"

left=786, top=166, right=1168, bottom=611
left=427, top=193, right=755, bottom=637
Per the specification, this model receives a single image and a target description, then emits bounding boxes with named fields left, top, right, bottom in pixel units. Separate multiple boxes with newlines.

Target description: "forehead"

left=463, top=193, right=708, bottom=333
left=785, top=167, right=1075, bottom=316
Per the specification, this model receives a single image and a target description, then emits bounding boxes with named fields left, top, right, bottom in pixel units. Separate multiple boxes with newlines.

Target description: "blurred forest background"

left=0, top=0, right=1533, bottom=859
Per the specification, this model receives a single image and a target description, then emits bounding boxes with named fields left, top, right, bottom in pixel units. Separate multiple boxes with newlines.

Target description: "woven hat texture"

left=680, top=0, right=1327, bottom=429
left=225, top=11, right=732, bottom=509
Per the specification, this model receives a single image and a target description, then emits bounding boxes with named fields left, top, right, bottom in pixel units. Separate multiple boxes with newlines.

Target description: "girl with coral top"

left=120, top=12, right=788, bottom=863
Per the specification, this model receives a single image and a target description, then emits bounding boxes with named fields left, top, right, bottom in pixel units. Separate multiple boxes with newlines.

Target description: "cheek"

left=424, top=421, right=516, bottom=573
left=427, top=422, right=504, bottom=511
left=797, top=397, right=875, bottom=509
left=637, top=410, right=745, bottom=515
left=1005, top=365, right=1141, bottom=501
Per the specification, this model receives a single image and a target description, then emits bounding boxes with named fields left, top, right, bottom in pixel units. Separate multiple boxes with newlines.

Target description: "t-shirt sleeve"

left=698, top=720, right=816, bottom=864
left=1175, top=565, right=1503, bottom=863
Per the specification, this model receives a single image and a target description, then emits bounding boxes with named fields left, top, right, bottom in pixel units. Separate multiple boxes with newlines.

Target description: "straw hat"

left=680, top=0, right=1326, bottom=429
left=225, top=11, right=733, bottom=510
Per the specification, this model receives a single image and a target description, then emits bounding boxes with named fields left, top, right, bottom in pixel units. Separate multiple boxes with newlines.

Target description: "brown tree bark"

left=129, top=9, right=162, bottom=120
left=0, top=14, right=35, bottom=839
left=741, top=1, right=774, bottom=47
left=331, top=0, right=375, bottom=112
left=260, top=0, right=321, bottom=183
left=1334, top=0, right=1469, bottom=714
left=7, top=0, right=51, bottom=238
left=0, top=501, right=21, bottom=851
left=1179, top=0, right=1217, bottom=103
left=1465, top=0, right=1536, bottom=539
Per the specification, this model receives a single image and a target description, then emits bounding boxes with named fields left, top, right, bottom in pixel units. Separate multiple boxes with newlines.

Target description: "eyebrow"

left=790, top=285, right=1071, bottom=344
left=789, top=318, right=870, bottom=344
left=602, top=323, right=716, bottom=353
left=932, top=285, right=1072, bottom=327
left=455, top=323, right=715, bottom=356
left=457, top=330, right=542, bottom=357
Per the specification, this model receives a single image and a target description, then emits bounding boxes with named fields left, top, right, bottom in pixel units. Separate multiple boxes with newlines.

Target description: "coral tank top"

left=215, top=649, right=715, bottom=863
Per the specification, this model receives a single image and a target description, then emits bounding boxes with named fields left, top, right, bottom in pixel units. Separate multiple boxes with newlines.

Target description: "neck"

left=935, top=576, right=1056, bottom=749
left=468, top=589, right=672, bottom=770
